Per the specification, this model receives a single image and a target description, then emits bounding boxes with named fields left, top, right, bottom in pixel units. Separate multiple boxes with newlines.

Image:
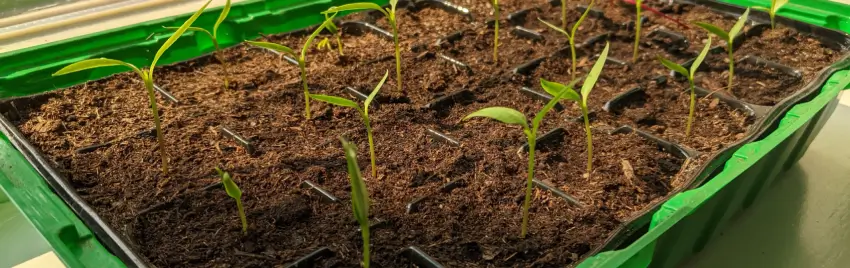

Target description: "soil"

left=2, top=0, right=845, bottom=267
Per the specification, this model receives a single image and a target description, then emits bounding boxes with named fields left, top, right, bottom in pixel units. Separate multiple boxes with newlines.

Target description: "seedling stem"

left=633, top=0, right=642, bottom=63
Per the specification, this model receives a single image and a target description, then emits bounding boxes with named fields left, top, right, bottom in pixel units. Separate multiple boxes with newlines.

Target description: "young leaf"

left=165, top=26, right=214, bottom=40
left=538, top=18, right=570, bottom=38
left=533, top=77, right=583, bottom=127
left=463, top=107, right=528, bottom=128
left=52, top=58, right=142, bottom=77
left=341, top=137, right=369, bottom=225
left=150, top=0, right=213, bottom=76
left=728, top=8, right=751, bottom=40
left=693, top=22, right=730, bottom=41
left=690, top=36, right=713, bottom=80
left=324, top=3, right=387, bottom=16
left=773, top=0, right=789, bottom=13
left=540, top=78, right=580, bottom=102
left=213, top=0, right=231, bottom=39
left=215, top=167, right=242, bottom=200
left=364, top=70, right=389, bottom=115
left=245, top=41, right=298, bottom=58
left=310, top=94, right=360, bottom=109
left=658, top=57, right=688, bottom=77
left=580, top=42, right=610, bottom=104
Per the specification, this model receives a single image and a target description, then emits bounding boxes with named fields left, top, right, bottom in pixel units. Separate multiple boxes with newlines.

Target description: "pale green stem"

left=391, top=19, right=402, bottom=92
left=300, top=61, right=311, bottom=120
left=212, top=38, right=231, bottom=89
left=362, top=226, right=371, bottom=268
left=561, top=0, right=567, bottom=30
left=570, top=38, right=577, bottom=82
left=727, top=43, right=734, bottom=94
left=686, top=78, right=695, bottom=138
left=520, top=134, right=535, bottom=239
left=582, top=105, right=593, bottom=174
left=363, top=115, right=377, bottom=178
left=633, top=5, right=642, bottom=63
left=143, top=78, right=168, bottom=177
left=236, top=198, right=247, bottom=233
left=494, top=6, right=499, bottom=63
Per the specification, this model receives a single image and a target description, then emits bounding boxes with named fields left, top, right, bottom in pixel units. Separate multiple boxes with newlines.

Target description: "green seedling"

left=463, top=43, right=608, bottom=238
left=539, top=0, right=595, bottom=81
left=633, top=0, right=643, bottom=63
left=341, top=137, right=371, bottom=268
left=52, top=0, right=212, bottom=179
left=310, top=71, right=389, bottom=178
left=245, top=15, right=338, bottom=120
left=324, top=0, right=402, bottom=92
left=695, top=8, right=750, bottom=95
left=215, top=167, right=247, bottom=233
left=317, top=12, right=344, bottom=55
left=754, top=0, right=788, bottom=29
left=164, top=0, right=231, bottom=89
left=541, top=43, right=610, bottom=175
left=658, top=36, right=712, bottom=138
left=492, top=0, right=500, bottom=63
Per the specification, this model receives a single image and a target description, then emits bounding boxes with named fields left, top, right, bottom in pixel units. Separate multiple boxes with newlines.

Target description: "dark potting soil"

left=5, top=0, right=844, bottom=267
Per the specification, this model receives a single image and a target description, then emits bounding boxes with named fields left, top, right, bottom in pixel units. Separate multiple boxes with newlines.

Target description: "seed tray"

left=0, top=0, right=848, bottom=267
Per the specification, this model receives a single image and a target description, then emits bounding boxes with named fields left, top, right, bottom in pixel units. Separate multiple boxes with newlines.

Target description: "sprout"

left=658, top=36, right=712, bottom=138
left=216, top=167, right=247, bottom=234
left=52, top=0, right=213, bottom=179
left=492, top=0, right=499, bottom=63
left=245, top=14, right=339, bottom=120
left=754, top=0, right=788, bottom=29
left=324, top=0, right=402, bottom=92
left=164, top=0, right=231, bottom=89
left=633, top=0, right=643, bottom=63
left=340, top=137, right=371, bottom=268
left=317, top=12, right=344, bottom=55
left=310, top=71, right=389, bottom=178
left=541, top=43, right=610, bottom=175
left=695, top=8, right=750, bottom=95
left=462, top=43, right=607, bottom=238
left=539, top=0, right=595, bottom=81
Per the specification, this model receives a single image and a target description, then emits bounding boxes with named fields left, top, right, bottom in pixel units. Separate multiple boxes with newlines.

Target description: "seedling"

left=492, top=0, right=500, bottom=63
left=52, top=0, right=213, bottom=179
left=633, top=0, right=643, bottom=62
left=695, top=8, right=750, bottom=95
left=341, top=137, right=371, bottom=268
left=324, top=0, right=402, bottom=92
left=754, top=0, right=788, bottom=29
left=216, top=167, right=247, bottom=234
left=310, top=71, right=389, bottom=178
left=541, top=43, right=610, bottom=175
left=246, top=15, right=339, bottom=120
left=463, top=43, right=608, bottom=238
left=539, top=0, right=595, bottom=81
left=164, top=0, right=231, bottom=89
left=658, top=36, right=712, bottom=138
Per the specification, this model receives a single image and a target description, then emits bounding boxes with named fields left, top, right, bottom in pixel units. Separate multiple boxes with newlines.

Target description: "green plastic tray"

left=0, top=0, right=848, bottom=267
